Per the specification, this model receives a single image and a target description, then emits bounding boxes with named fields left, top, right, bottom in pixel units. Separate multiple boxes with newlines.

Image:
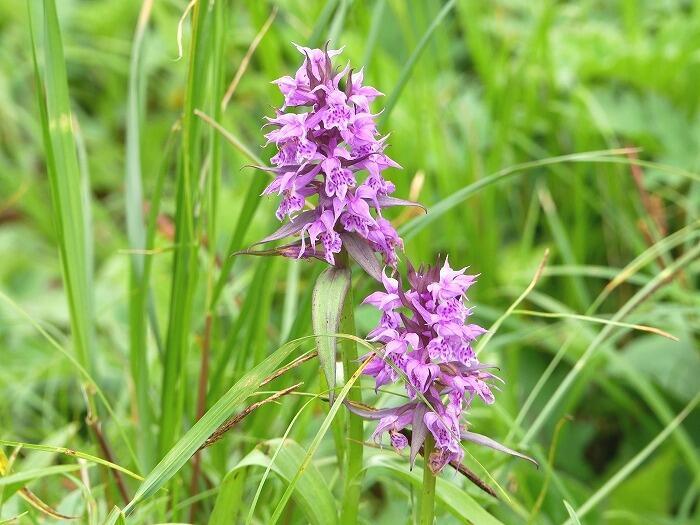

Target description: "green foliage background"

left=0, top=0, right=698, bottom=523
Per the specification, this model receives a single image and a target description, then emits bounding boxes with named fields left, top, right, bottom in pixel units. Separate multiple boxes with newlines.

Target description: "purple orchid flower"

left=352, top=257, right=537, bottom=474
left=249, top=44, right=422, bottom=270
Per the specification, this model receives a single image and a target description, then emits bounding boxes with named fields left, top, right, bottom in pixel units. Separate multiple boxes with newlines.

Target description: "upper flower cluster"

left=353, top=258, right=535, bottom=473
left=257, top=44, right=409, bottom=266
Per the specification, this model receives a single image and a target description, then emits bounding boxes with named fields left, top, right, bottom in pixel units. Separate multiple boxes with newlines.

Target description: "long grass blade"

left=124, top=337, right=313, bottom=514
left=522, top=242, right=700, bottom=445
left=379, top=0, right=457, bottom=127
left=400, top=149, right=639, bottom=240
left=269, top=354, right=373, bottom=524
left=28, top=0, right=96, bottom=401
left=125, top=0, right=156, bottom=472
left=562, top=392, right=700, bottom=524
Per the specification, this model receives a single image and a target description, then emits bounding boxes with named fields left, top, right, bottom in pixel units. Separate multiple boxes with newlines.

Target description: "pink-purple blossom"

left=349, top=257, right=536, bottom=473
left=254, top=44, right=420, bottom=267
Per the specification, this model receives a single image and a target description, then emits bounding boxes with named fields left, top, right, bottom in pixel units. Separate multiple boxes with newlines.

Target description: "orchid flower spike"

left=250, top=44, right=422, bottom=268
left=354, top=257, right=537, bottom=473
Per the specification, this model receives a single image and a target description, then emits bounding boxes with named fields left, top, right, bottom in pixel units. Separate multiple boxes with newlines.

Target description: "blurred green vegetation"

left=0, top=0, right=698, bottom=523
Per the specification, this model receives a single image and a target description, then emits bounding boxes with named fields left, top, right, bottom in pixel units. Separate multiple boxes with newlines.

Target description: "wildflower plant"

left=350, top=259, right=537, bottom=473
left=249, top=43, right=536, bottom=523
left=250, top=44, right=420, bottom=269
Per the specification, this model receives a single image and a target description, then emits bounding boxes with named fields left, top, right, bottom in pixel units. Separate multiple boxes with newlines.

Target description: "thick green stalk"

left=419, top=436, right=436, bottom=525
left=338, top=252, right=364, bottom=525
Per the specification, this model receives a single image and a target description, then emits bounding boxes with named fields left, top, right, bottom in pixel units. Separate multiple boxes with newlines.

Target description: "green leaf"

left=0, top=440, right=141, bottom=481
left=561, top=392, right=700, bottom=525
left=208, top=469, right=246, bottom=525
left=379, top=0, right=457, bottom=127
left=28, top=0, right=95, bottom=387
left=232, top=439, right=337, bottom=525
left=103, top=506, right=126, bottom=525
left=158, top=0, right=209, bottom=457
left=364, top=455, right=504, bottom=525
left=562, top=500, right=581, bottom=525
left=522, top=242, right=700, bottom=446
left=269, top=353, right=372, bottom=524
left=123, top=338, right=310, bottom=514
left=0, top=465, right=84, bottom=496
left=312, top=266, right=351, bottom=402
left=400, top=149, right=640, bottom=241
left=617, top=334, right=700, bottom=403
left=125, top=0, right=156, bottom=472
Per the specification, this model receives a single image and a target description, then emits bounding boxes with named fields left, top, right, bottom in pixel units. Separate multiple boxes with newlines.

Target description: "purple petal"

left=390, top=431, right=409, bottom=451
left=253, top=209, right=319, bottom=245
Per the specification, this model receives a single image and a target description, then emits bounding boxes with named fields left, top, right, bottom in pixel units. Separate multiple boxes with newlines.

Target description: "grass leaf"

left=312, top=266, right=351, bottom=402
left=124, top=338, right=311, bottom=514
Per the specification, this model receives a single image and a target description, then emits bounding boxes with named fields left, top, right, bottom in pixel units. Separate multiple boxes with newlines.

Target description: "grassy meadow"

left=0, top=0, right=699, bottom=523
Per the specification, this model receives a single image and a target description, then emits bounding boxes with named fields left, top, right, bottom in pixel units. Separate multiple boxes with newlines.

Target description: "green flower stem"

left=338, top=251, right=364, bottom=525
left=419, top=435, right=437, bottom=525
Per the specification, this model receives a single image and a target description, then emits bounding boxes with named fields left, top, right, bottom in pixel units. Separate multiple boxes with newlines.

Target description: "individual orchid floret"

left=350, top=257, right=537, bottom=474
left=248, top=43, right=423, bottom=270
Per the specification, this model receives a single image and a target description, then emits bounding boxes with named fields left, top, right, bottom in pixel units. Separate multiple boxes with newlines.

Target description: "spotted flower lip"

left=249, top=43, right=423, bottom=269
left=352, top=257, right=537, bottom=473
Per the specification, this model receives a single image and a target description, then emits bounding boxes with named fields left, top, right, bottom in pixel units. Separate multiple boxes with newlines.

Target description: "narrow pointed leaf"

left=312, top=266, right=351, bottom=402
left=563, top=501, right=582, bottom=525
left=340, top=232, right=383, bottom=281
left=410, top=403, right=428, bottom=468
left=375, top=195, right=426, bottom=211
left=236, top=241, right=325, bottom=261
left=104, top=506, right=126, bottom=525
left=343, top=400, right=413, bottom=420
left=254, top=210, right=319, bottom=246
left=29, top=0, right=95, bottom=384
left=461, top=431, right=538, bottom=467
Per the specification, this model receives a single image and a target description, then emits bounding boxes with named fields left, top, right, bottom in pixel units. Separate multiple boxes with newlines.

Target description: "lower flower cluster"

left=352, top=258, right=533, bottom=473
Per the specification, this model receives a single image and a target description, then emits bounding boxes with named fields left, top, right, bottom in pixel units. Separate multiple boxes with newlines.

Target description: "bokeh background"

left=0, top=1, right=699, bottom=523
